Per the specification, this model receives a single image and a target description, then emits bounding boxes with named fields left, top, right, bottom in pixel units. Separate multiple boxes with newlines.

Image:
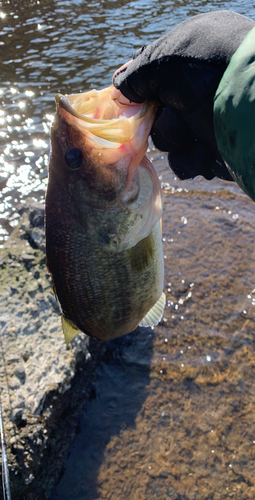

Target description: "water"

left=1, top=0, right=255, bottom=498
left=1, top=0, right=255, bottom=243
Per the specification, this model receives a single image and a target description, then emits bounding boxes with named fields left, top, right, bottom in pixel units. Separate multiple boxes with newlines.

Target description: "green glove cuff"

left=214, top=26, right=255, bottom=200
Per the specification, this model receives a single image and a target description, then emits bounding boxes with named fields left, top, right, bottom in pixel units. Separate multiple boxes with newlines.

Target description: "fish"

left=45, top=84, right=165, bottom=343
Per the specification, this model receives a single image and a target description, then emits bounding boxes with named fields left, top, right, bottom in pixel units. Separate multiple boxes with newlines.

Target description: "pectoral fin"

left=139, top=292, right=166, bottom=328
left=61, top=315, right=80, bottom=346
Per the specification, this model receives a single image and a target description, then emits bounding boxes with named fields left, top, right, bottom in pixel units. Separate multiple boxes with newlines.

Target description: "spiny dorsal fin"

left=139, top=292, right=166, bottom=329
left=61, top=315, right=80, bottom=346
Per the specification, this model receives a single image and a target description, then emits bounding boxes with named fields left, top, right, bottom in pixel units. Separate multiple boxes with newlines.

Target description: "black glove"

left=113, top=10, right=255, bottom=181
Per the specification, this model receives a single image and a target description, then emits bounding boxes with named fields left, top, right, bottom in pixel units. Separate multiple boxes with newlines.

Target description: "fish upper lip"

left=56, top=94, right=92, bottom=123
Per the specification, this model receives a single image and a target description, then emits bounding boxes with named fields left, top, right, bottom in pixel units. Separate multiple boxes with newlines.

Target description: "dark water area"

left=1, top=0, right=255, bottom=498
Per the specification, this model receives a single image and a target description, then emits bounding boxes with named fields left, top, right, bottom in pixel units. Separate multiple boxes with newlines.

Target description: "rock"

left=10, top=408, right=24, bottom=426
left=0, top=205, right=105, bottom=499
left=14, top=366, right=26, bottom=384
left=17, top=198, right=45, bottom=228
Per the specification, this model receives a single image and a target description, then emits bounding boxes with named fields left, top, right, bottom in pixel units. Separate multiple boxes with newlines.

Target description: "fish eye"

left=64, top=148, right=83, bottom=170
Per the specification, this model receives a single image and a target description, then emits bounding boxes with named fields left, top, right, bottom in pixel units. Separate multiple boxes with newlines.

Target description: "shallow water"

left=2, top=0, right=255, bottom=498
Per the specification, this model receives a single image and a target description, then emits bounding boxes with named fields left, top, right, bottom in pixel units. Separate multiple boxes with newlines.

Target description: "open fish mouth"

left=55, top=85, right=151, bottom=144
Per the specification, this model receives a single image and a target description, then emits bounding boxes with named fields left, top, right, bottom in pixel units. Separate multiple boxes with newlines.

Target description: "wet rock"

left=21, top=351, right=31, bottom=362
left=33, top=268, right=40, bottom=279
left=21, top=253, right=35, bottom=264
left=10, top=408, right=24, bottom=426
left=17, top=198, right=44, bottom=228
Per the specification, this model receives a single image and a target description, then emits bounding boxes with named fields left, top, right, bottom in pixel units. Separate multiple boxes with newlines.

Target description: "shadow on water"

left=50, top=327, right=155, bottom=500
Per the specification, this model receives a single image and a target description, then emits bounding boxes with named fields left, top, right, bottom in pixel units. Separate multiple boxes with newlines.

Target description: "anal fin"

left=139, top=292, right=166, bottom=329
left=61, top=315, right=80, bottom=346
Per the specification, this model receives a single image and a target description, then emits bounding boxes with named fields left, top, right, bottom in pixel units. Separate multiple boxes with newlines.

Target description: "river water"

left=2, top=0, right=255, bottom=499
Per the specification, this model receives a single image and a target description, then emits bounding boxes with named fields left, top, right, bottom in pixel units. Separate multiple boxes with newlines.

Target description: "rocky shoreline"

left=0, top=201, right=105, bottom=499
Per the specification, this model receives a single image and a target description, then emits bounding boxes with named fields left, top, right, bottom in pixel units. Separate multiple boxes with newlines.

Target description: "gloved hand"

left=113, top=10, right=255, bottom=181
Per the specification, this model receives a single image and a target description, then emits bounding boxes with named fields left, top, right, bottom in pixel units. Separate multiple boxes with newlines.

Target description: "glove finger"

left=113, top=62, right=147, bottom=103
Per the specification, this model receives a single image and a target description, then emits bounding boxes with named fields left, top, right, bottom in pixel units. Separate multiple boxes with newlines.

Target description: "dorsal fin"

left=139, top=292, right=166, bottom=328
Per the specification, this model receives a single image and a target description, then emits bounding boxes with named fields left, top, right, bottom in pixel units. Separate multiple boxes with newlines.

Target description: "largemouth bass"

left=46, top=85, right=165, bottom=343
